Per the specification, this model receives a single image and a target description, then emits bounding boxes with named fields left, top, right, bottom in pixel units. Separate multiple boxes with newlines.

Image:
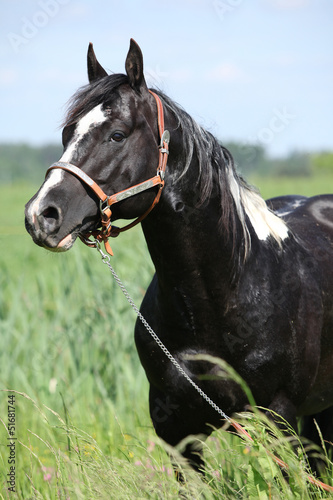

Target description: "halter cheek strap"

left=46, top=91, right=169, bottom=256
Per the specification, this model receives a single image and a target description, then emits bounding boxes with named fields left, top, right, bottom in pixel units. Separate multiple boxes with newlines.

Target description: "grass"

left=1, top=175, right=333, bottom=498
left=249, top=172, right=332, bottom=199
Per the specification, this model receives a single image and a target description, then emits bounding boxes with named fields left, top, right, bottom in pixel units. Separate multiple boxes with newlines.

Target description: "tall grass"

left=1, top=177, right=333, bottom=498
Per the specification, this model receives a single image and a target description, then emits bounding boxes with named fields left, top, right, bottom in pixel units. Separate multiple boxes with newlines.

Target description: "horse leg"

left=266, top=390, right=298, bottom=433
left=266, top=392, right=333, bottom=476
left=263, top=391, right=300, bottom=481
left=149, top=386, right=207, bottom=477
left=301, top=406, right=333, bottom=474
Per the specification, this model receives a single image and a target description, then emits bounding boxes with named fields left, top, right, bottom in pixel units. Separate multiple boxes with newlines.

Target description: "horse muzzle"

left=24, top=199, right=75, bottom=252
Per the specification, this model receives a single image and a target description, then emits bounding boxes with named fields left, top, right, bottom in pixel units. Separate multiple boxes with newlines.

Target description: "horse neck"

left=141, top=153, right=241, bottom=295
left=141, top=134, right=289, bottom=295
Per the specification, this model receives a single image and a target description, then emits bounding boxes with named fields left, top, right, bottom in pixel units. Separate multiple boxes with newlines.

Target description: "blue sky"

left=1, top=0, right=332, bottom=157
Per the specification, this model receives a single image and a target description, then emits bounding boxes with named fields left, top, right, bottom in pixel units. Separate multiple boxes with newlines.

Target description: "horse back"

left=268, top=193, right=333, bottom=248
left=269, top=194, right=333, bottom=300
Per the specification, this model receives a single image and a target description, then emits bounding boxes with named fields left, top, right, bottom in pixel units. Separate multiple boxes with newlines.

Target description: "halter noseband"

left=46, top=91, right=170, bottom=256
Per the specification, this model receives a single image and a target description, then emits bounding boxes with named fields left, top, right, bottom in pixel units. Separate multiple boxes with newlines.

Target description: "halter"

left=46, top=91, right=170, bottom=256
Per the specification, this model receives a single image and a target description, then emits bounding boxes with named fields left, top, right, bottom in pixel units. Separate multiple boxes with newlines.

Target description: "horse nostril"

left=39, top=205, right=62, bottom=232
left=42, top=206, right=60, bottom=221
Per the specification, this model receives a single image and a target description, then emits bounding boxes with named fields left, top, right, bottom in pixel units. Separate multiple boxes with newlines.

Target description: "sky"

left=1, top=0, right=332, bottom=157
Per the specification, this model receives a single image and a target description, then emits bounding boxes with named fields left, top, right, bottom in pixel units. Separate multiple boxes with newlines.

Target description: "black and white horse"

left=25, top=40, right=333, bottom=473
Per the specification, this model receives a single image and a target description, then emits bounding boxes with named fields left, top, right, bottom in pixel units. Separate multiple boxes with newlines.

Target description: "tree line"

left=225, top=142, right=332, bottom=177
left=0, top=142, right=331, bottom=184
left=0, top=143, right=63, bottom=184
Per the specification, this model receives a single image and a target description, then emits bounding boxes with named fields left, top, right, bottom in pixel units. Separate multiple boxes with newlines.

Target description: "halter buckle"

left=158, top=170, right=165, bottom=182
left=159, top=130, right=170, bottom=152
left=100, top=198, right=110, bottom=214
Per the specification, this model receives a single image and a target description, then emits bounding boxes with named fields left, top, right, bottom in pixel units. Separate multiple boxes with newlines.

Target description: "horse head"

left=25, top=40, right=165, bottom=253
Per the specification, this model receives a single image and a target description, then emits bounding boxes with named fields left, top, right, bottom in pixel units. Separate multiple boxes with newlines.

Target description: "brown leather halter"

left=46, top=91, right=170, bottom=256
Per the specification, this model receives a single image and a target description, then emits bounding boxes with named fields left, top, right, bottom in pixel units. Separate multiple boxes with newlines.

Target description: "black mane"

left=153, top=89, right=255, bottom=258
left=63, top=73, right=129, bottom=127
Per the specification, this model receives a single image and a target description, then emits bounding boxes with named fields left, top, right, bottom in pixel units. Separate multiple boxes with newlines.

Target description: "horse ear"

left=125, top=39, right=147, bottom=91
left=87, top=43, right=108, bottom=83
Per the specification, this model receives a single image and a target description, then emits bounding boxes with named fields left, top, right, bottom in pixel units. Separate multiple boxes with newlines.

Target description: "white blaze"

left=60, top=104, right=107, bottom=163
left=27, top=169, right=64, bottom=223
left=28, top=104, right=108, bottom=219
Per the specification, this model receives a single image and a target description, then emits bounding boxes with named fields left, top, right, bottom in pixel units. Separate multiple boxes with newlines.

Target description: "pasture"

left=1, top=174, right=333, bottom=498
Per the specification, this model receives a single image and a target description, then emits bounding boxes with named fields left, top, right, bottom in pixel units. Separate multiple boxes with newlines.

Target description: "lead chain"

left=95, top=242, right=230, bottom=422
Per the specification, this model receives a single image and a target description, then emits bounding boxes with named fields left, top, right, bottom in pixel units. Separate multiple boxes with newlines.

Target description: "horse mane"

left=154, top=90, right=289, bottom=260
left=62, top=73, right=129, bottom=127
left=152, top=89, right=246, bottom=254
left=62, top=74, right=288, bottom=261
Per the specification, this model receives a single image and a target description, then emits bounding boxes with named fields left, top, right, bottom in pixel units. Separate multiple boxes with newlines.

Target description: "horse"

left=25, top=39, right=333, bottom=475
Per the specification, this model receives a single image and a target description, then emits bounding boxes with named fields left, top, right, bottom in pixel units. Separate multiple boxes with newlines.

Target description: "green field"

left=1, top=175, right=333, bottom=499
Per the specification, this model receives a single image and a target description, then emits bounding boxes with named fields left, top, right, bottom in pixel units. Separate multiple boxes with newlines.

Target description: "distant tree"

left=223, top=141, right=267, bottom=175
left=40, top=144, right=64, bottom=167
left=310, top=151, right=333, bottom=173
left=270, top=151, right=312, bottom=177
left=0, top=143, right=62, bottom=183
left=0, top=142, right=331, bottom=185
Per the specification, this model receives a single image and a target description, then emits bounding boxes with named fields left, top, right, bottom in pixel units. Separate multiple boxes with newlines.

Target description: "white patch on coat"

left=241, top=188, right=289, bottom=242
left=27, top=169, right=64, bottom=223
left=56, top=233, right=74, bottom=251
left=310, top=199, right=333, bottom=230
left=60, top=104, right=108, bottom=163
left=276, top=198, right=307, bottom=217
left=227, top=168, right=289, bottom=255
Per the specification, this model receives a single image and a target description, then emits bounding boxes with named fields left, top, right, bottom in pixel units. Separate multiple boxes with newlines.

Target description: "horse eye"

left=110, top=132, right=125, bottom=143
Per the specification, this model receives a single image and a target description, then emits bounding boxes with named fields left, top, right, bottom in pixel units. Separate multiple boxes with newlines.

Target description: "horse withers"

left=25, top=39, right=333, bottom=474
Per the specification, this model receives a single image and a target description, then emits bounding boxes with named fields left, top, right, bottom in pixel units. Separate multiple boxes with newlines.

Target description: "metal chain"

left=95, top=242, right=230, bottom=422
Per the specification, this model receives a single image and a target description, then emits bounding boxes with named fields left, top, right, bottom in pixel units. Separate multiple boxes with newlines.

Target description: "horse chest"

left=136, top=282, right=281, bottom=398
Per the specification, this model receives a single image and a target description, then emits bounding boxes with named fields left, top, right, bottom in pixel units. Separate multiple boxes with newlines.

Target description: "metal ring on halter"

left=100, top=198, right=110, bottom=213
